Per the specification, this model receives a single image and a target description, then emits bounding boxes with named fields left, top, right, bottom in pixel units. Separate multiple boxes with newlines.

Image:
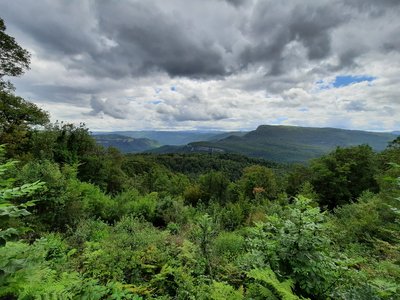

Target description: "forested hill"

left=93, top=134, right=160, bottom=153
left=96, top=130, right=247, bottom=146
left=177, top=125, right=396, bottom=163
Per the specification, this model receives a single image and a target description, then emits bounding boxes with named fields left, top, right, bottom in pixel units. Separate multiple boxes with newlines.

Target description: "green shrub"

left=128, top=192, right=158, bottom=222
left=82, top=216, right=168, bottom=284
left=246, top=268, right=300, bottom=300
left=245, top=196, right=341, bottom=298
left=210, top=281, right=243, bottom=300
left=212, top=231, right=244, bottom=260
left=219, top=202, right=245, bottom=231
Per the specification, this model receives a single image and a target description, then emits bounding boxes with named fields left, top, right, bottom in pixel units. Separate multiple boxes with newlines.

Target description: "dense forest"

left=1, top=17, right=400, bottom=299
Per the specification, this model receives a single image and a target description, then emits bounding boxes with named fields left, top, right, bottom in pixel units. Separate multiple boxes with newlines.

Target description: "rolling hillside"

left=93, top=134, right=160, bottom=153
left=98, top=131, right=225, bottom=145
left=152, top=125, right=396, bottom=163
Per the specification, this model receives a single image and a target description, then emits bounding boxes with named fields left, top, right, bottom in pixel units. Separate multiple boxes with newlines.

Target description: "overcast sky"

left=1, top=0, right=399, bottom=131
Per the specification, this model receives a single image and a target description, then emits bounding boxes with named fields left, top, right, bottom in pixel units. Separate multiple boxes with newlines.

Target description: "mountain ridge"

left=151, top=125, right=396, bottom=162
left=93, top=134, right=160, bottom=153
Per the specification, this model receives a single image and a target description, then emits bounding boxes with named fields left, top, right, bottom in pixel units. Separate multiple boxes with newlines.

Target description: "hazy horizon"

left=91, top=124, right=399, bottom=134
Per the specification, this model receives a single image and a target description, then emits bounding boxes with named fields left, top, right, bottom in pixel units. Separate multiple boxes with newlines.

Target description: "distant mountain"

left=151, top=125, right=395, bottom=163
left=93, top=130, right=247, bottom=146
left=205, top=131, right=248, bottom=141
left=93, top=134, right=160, bottom=153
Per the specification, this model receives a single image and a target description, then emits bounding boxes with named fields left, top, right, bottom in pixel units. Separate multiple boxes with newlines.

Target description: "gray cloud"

left=92, top=1, right=230, bottom=78
left=2, top=1, right=231, bottom=79
left=1, top=1, right=102, bottom=56
left=21, top=84, right=94, bottom=104
left=343, top=100, right=370, bottom=112
left=222, top=0, right=247, bottom=7
left=2, top=0, right=398, bottom=82
left=88, top=96, right=129, bottom=119
left=345, top=0, right=400, bottom=15
left=156, top=95, right=230, bottom=121
left=239, top=0, right=347, bottom=75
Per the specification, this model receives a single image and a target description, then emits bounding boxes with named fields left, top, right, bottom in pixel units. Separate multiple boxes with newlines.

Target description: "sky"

left=1, top=0, right=399, bottom=132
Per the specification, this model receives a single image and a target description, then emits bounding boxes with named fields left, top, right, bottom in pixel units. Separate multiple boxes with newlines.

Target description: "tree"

left=0, top=91, right=49, bottom=157
left=388, top=136, right=400, bottom=149
left=0, top=18, right=49, bottom=157
left=199, top=171, right=230, bottom=204
left=285, top=164, right=312, bottom=197
left=239, top=165, right=278, bottom=200
left=379, top=136, right=400, bottom=167
left=0, top=17, right=30, bottom=91
left=310, top=145, right=379, bottom=209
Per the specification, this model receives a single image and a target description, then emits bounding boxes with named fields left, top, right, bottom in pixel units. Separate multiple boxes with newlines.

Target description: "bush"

left=212, top=231, right=245, bottom=260
left=239, top=165, right=278, bottom=200
left=81, top=216, right=168, bottom=284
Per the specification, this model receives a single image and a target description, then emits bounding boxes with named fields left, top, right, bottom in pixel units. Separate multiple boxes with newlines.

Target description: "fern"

left=0, top=240, right=79, bottom=299
left=247, top=268, right=303, bottom=300
left=210, top=281, right=243, bottom=300
left=0, top=145, right=45, bottom=246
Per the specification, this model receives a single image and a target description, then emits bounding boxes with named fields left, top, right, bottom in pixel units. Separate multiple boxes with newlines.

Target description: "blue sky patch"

left=333, top=75, right=376, bottom=88
left=274, top=116, right=288, bottom=124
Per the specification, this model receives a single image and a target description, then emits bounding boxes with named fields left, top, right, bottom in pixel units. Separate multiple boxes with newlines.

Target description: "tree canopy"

left=0, top=91, right=49, bottom=157
left=0, top=17, right=30, bottom=91
left=0, top=17, right=49, bottom=157
left=310, top=145, right=379, bottom=209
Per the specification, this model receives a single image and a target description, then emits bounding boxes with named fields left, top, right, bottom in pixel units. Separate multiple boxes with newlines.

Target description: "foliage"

left=2, top=130, right=400, bottom=299
left=285, top=164, right=312, bottom=197
left=81, top=216, right=168, bottom=285
left=311, top=145, right=379, bottom=209
left=244, top=196, right=341, bottom=298
left=1, top=139, right=399, bottom=298
left=246, top=268, right=300, bottom=300
left=199, top=171, right=230, bottom=204
left=0, top=237, right=142, bottom=299
left=212, top=231, right=245, bottom=260
left=183, top=184, right=203, bottom=206
left=0, top=91, right=49, bottom=157
left=0, top=239, right=80, bottom=298
left=139, top=152, right=279, bottom=181
left=239, top=165, right=278, bottom=200
left=191, top=214, right=218, bottom=277
left=331, top=191, right=383, bottom=244
left=387, top=136, right=400, bottom=149
left=0, top=17, right=30, bottom=91
left=0, top=145, right=44, bottom=245
left=33, top=122, right=96, bottom=164
left=210, top=281, right=243, bottom=300
left=218, top=201, right=246, bottom=231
